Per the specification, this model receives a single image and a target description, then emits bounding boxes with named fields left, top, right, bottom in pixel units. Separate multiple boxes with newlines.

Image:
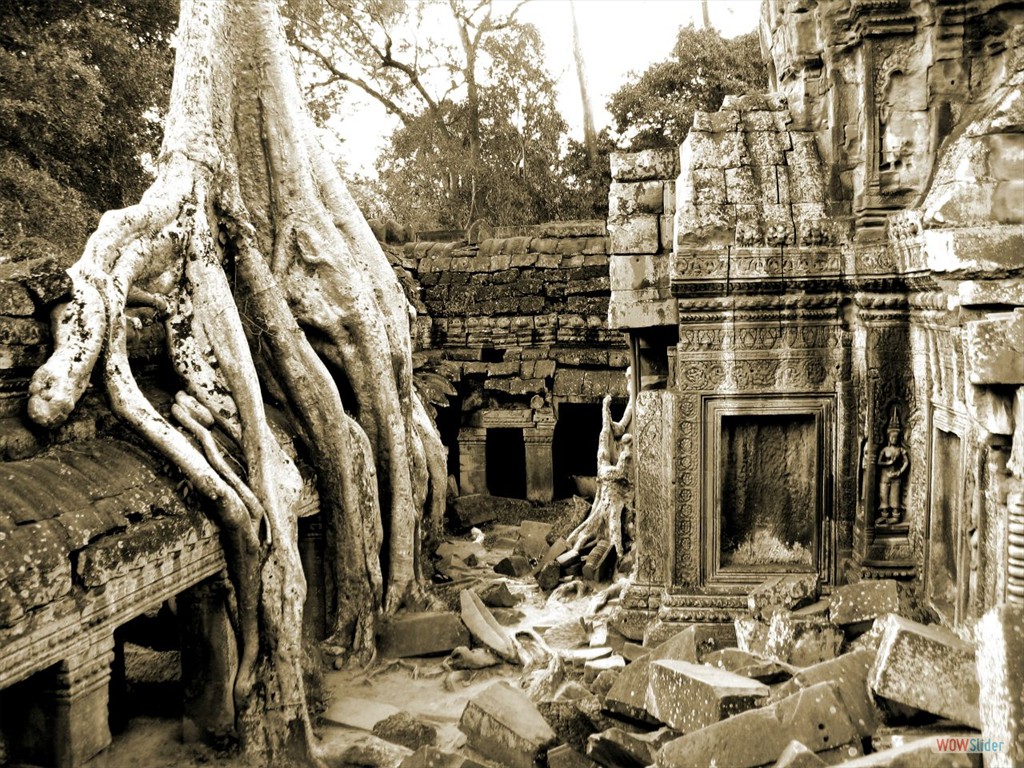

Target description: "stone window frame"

left=700, top=394, right=836, bottom=588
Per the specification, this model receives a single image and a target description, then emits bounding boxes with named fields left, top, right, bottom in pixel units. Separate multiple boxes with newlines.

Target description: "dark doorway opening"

left=110, top=602, right=183, bottom=732
left=552, top=401, right=627, bottom=499
left=486, top=428, right=526, bottom=498
left=0, top=663, right=63, bottom=766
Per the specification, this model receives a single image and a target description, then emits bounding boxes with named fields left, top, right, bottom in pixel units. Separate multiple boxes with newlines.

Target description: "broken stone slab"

left=547, top=744, right=599, bottom=768
left=736, top=616, right=771, bottom=656
left=372, top=712, right=438, bottom=750
left=766, top=612, right=844, bottom=666
left=648, top=623, right=737, bottom=663
left=871, top=723, right=981, bottom=753
left=829, top=580, right=900, bottom=626
left=703, top=648, right=798, bottom=683
left=451, top=494, right=500, bottom=527
left=833, top=736, right=982, bottom=766
left=514, top=520, right=554, bottom=561
left=586, top=726, right=678, bottom=768
left=656, top=681, right=861, bottom=768
left=322, top=697, right=401, bottom=731
left=535, top=561, right=561, bottom=591
left=582, top=540, right=616, bottom=581
left=436, top=540, right=486, bottom=563
left=543, top=618, right=590, bottom=649
left=646, top=659, right=769, bottom=732
left=539, top=538, right=570, bottom=569
left=747, top=574, right=820, bottom=620
left=378, top=612, right=470, bottom=658
left=772, top=740, right=826, bottom=767
left=869, top=614, right=981, bottom=728
left=494, top=555, right=533, bottom=577
left=773, top=648, right=882, bottom=738
left=590, top=669, right=621, bottom=697
left=460, top=589, right=518, bottom=663
left=537, top=697, right=602, bottom=754
left=583, top=654, right=625, bottom=683
left=975, top=603, right=1024, bottom=766
left=562, top=646, right=614, bottom=667
left=475, top=580, right=518, bottom=608
left=603, top=656, right=660, bottom=723
left=399, top=746, right=490, bottom=768
left=459, top=681, right=558, bottom=768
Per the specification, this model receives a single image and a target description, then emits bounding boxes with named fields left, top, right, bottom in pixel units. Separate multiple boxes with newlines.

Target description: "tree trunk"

left=570, top=0, right=598, bottom=167
left=702, top=0, right=712, bottom=30
left=27, top=0, right=446, bottom=761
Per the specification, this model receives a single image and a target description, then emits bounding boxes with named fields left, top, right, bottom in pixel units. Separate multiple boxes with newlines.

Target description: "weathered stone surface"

left=703, top=648, right=797, bottom=683
left=765, top=612, right=844, bottom=666
left=649, top=623, right=738, bottom=663
left=610, top=149, right=678, bottom=182
left=829, top=580, right=900, bottom=625
left=603, top=656, right=658, bottom=723
left=773, top=740, right=826, bottom=768
left=773, top=649, right=882, bottom=738
left=975, top=603, right=1024, bottom=766
left=586, top=726, right=677, bottom=768
left=609, top=181, right=665, bottom=219
left=646, top=659, right=769, bottom=731
left=536, top=561, right=561, bottom=591
left=377, top=612, right=470, bottom=658
left=583, top=654, right=624, bottom=684
left=475, top=580, right=518, bottom=608
left=323, top=697, right=401, bottom=731
left=451, top=495, right=499, bottom=527
left=372, top=712, right=438, bottom=750
left=543, top=618, right=590, bottom=650
left=460, top=589, right=517, bottom=662
left=547, top=744, right=599, bottom=768
left=656, top=682, right=860, bottom=768
left=537, top=697, right=601, bottom=754
left=869, top=614, right=981, bottom=728
left=459, top=681, right=557, bottom=768
left=965, top=310, right=1024, bottom=385
left=399, top=746, right=489, bottom=768
left=494, top=555, right=533, bottom=577
left=445, top=646, right=501, bottom=670
left=608, top=216, right=660, bottom=255
left=747, top=574, right=820, bottom=619
left=735, top=616, right=772, bottom=656
left=514, top=520, right=553, bottom=560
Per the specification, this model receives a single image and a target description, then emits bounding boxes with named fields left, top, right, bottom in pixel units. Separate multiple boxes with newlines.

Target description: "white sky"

left=331, top=0, right=761, bottom=176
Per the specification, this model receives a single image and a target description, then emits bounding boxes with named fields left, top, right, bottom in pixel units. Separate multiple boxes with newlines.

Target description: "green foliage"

left=0, top=0, right=176, bottom=262
left=608, top=26, right=768, bottom=151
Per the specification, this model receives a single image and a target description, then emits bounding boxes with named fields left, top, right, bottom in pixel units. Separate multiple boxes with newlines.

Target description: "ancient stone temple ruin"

left=612, top=0, right=1024, bottom=635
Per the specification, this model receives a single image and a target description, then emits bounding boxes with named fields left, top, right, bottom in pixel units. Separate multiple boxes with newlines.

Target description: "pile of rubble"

left=323, top=520, right=1022, bottom=768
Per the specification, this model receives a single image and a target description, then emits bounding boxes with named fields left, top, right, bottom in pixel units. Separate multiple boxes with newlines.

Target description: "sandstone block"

left=459, top=681, right=558, bottom=768
left=608, top=216, right=660, bottom=255
left=646, top=659, right=768, bottom=731
left=610, top=149, right=678, bottom=182
left=829, top=580, right=900, bottom=625
left=494, top=555, right=533, bottom=577
left=399, top=746, right=489, bottom=768
left=587, top=727, right=676, bottom=768
left=975, top=603, right=1024, bottom=766
left=703, top=648, right=797, bottom=683
left=869, top=614, right=981, bottom=728
left=833, top=736, right=981, bottom=766
left=547, top=744, right=599, bottom=768
left=766, top=612, right=844, bottom=666
left=773, top=740, right=826, bottom=767
left=372, top=712, right=437, bottom=750
left=735, top=616, right=771, bottom=656
left=747, top=574, right=820, bottom=619
left=583, top=655, right=624, bottom=684
left=609, top=181, right=665, bottom=219
left=656, top=681, right=860, bottom=768
left=774, top=649, right=881, bottom=738
left=604, top=656, right=658, bottom=723
left=475, top=580, right=518, bottom=608
left=378, top=613, right=469, bottom=658
left=323, top=697, right=400, bottom=731
left=648, top=623, right=737, bottom=663
left=515, top=520, right=553, bottom=560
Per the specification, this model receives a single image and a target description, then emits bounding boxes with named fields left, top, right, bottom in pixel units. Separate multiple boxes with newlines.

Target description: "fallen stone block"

left=536, top=561, right=561, bottom=591
left=540, top=538, right=571, bottom=568
left=603, top=656, right=659, bottom=723
left=656, top=681, right=860, bottom=768
left=372, top=712, right=438, bottom=750
left=747, top=574, right=819, bottom=620
left=378, top=612, right=470, bottom=658
left=591, top=668, right=621, bottom=697
left=475, top=580, right=518, bottom=608
left=773, top=648, right=881, bottom=738
left=871, top=723, right=981, bottom=753
left=494, top=555, right=533, bottom=577
left=792, top=598, right=830, bottom=618
left=703, top=648, right=797, bottom=683
left=773, top=740, right=826, bottom=767
left=537, top=696, right=603, bottom=754
left=646, top=659, right=769, bottom=732
left=649, top=623, right=737, bottom=664
left=547, top=744, right=599, bottom=768
left=735, top=616, right=771, bottom=656
left=584, top=654, right=625, bottom=683
left=834, top=736, right=982, bottom=766
left=399, top=746, right=489, bottom=768
left=460, top=589, right=518, bottom=662
left=451, top=494, right=500, bottom=527
left=515, top=520, right=554, bottom=560
left=543, top=618, right=590, bottom=649
left=587, top=726, right=677, bottom=768
left=974, top=603, right=1024, bottom=767
left=829, top=580, right=900, bottom=626
left=766, top=612, right=844, bottom=666
left=322, top=697, right=401, bottom=731
left=582, top=540, right=616, bottom=581
left=459, top=681, right=558, bottom=768
left=869, top=614, right=981, bottom=728
left=563, top=646, right=614, bottom=666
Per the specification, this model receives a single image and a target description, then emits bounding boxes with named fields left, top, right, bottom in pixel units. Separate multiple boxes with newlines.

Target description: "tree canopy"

left=608, top=25, right=767, bottom=151
left=0, top=0, right=176, bottom=261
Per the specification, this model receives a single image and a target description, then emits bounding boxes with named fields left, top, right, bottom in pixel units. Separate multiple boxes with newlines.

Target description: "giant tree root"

left=28, top=0, right=445, bottom=762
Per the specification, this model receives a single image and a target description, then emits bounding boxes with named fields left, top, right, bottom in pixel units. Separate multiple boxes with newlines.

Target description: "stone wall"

left=404, top=220, right=628, bottom=502
left=615, top=0, right=1024, bottom=634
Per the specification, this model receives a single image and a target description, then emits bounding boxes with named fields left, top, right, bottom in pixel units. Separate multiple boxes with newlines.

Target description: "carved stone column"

left=53, top=637, right=115, bottom=768
left=178, top=575, right=237, bottom=745
left=458, top=427, right=487, bottom=496
left=523, top=427, right=554, bottom=503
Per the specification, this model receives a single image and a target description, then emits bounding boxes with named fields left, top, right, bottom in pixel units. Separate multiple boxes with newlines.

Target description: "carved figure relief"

left=876, top=407, right=909, bottom=526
